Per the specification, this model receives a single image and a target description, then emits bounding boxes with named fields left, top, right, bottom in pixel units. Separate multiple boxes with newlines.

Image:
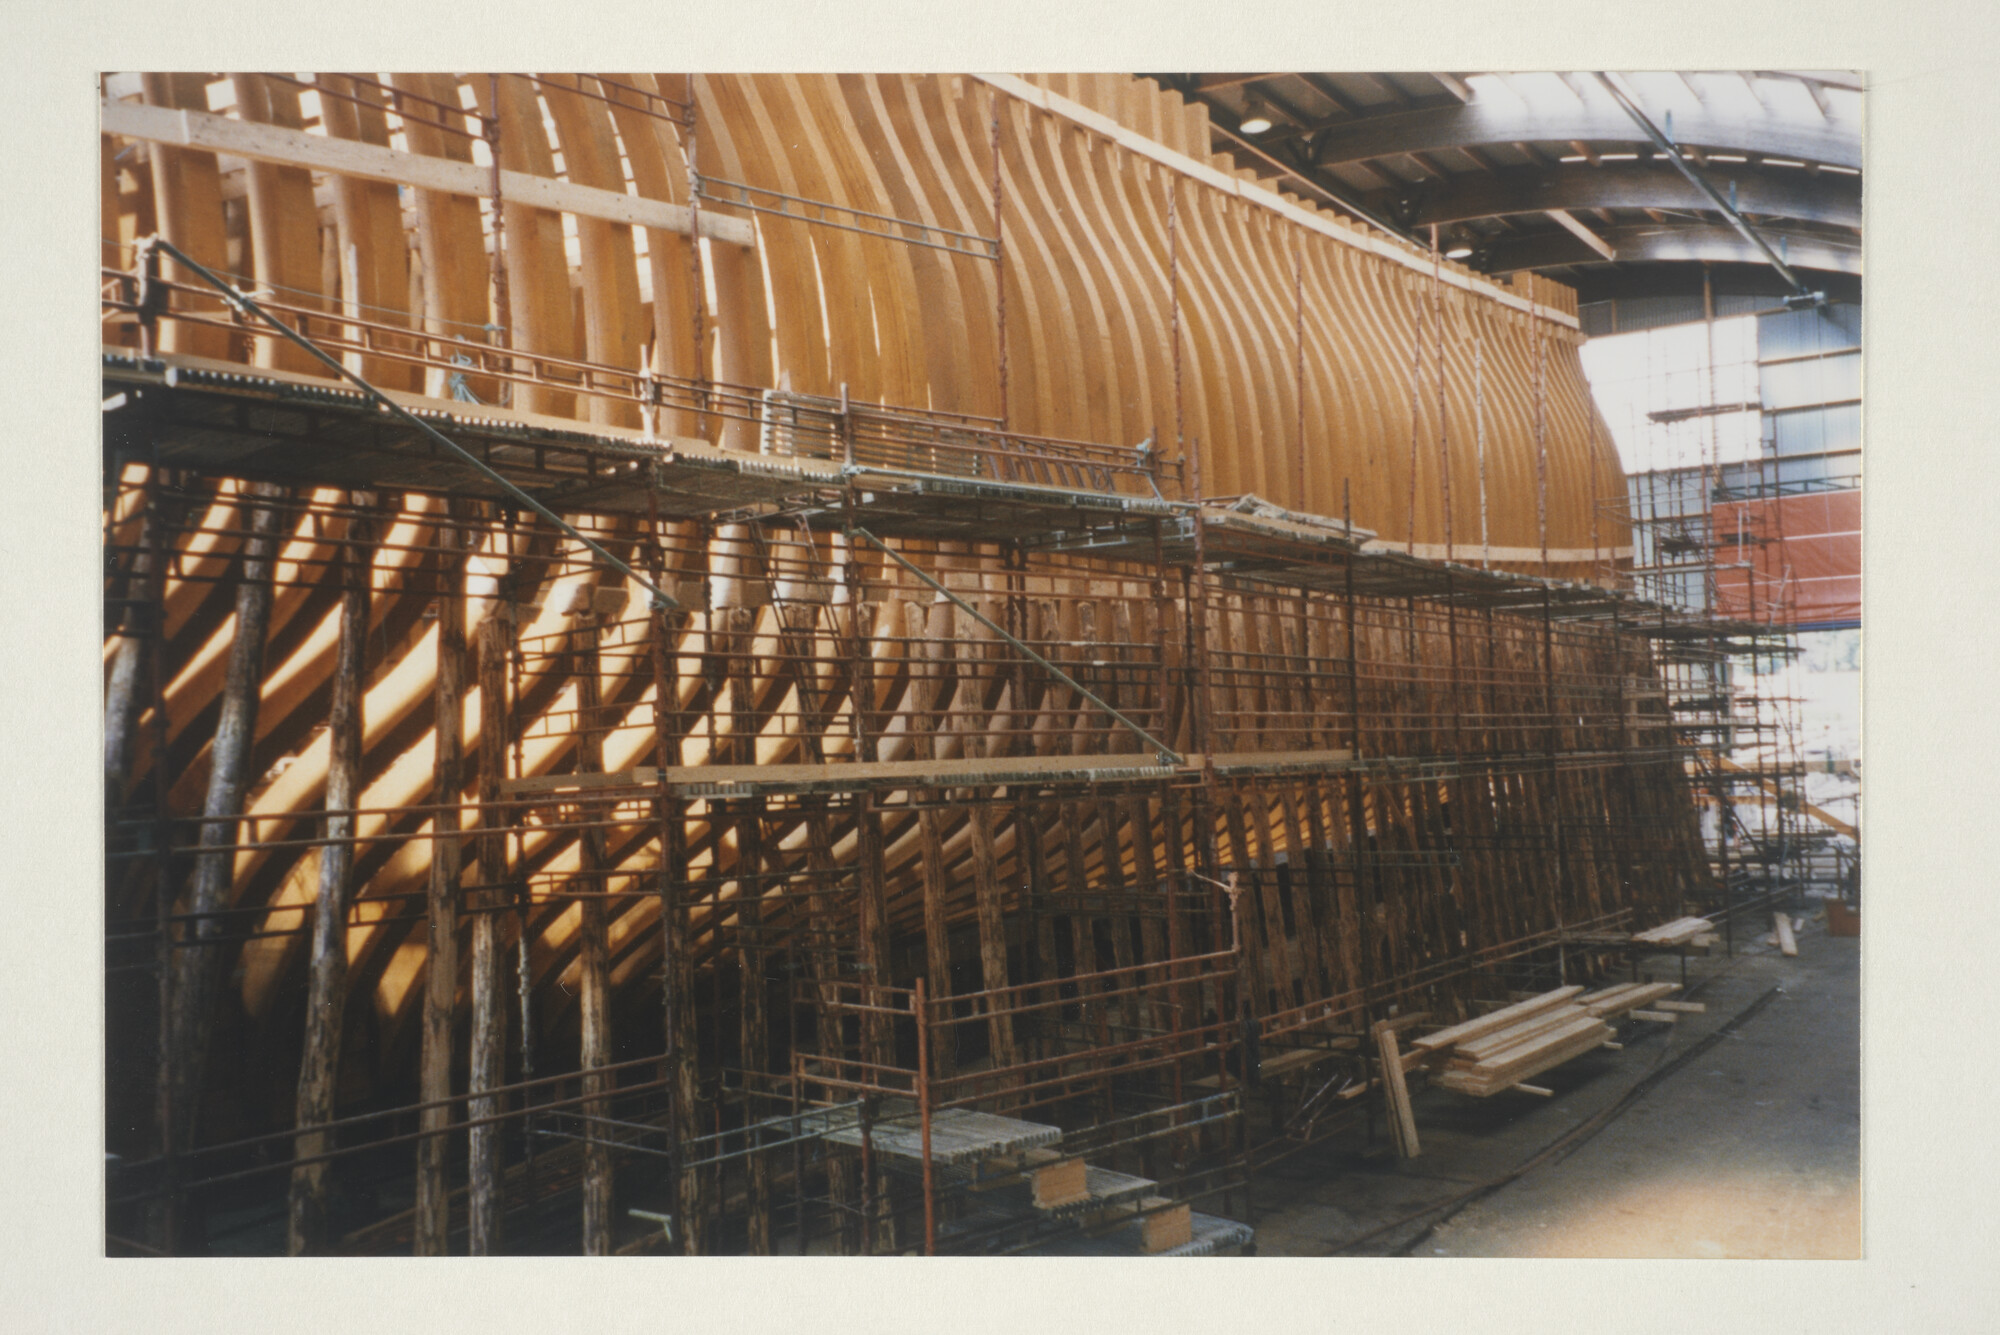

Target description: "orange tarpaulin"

left=1712, top=489, right=1860, bottom=626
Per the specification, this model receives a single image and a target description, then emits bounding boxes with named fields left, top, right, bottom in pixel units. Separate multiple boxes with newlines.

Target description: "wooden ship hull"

left=100, top=72, right=1708, bottom=1256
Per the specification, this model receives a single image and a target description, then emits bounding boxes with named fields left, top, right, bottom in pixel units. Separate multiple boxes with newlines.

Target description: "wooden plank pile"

left=1578, top=980, right=1685, bottom=1020
left=1632, top=916, right=1714, bottom=948
left=1411, top=981, right=1683, bottom=1099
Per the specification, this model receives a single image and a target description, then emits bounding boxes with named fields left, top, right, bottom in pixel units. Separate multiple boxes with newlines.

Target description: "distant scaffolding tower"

left=1594, top=296, right=1830, bottom=940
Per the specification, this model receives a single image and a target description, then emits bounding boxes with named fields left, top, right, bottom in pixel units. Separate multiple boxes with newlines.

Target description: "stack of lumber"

left=1408, top=986, right=1584, bottom=1059
left=1413, top=982, right=1682, bottom=1099
left=1434, top=1017, right=1613, bottom=1097
left=1577, top=980, right=1684, bottom=1020
left=1632, top=916, right=1714, bottom=947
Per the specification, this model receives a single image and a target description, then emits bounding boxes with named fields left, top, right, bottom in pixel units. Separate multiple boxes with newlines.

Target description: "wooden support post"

left=416, top=514, right=467, bottom=1255
left=1294, top=781, right=1335, bottom=997
left=915, top=976, right=937, bottom=1257
left=287, top=496, right=367, bottom=1255
left=913, top=599, right=958, bottom=1082
left=803, top=798, right=857, bottom=1254
left=855, top=791, right=896, bottom=1255
left=967, top=799, right=1017, bottom=1079
left=1159, top=787, right=1193, bottom=1129
left=1061, top=797, right=1106, bottom=1096
left=1373, top=1019, right=1421, bottom=1159
left=663, top=804, right=700, bottom=1256
left=1097, top=800, right=1143, bottom=1068
left=1128, top=794, right=1170, bottom=1052
left=842, top=567, right=895, bottom=1255
left=723, top=602, right=772, bottom=1254
left=104, top=491, right=172, bottom=808
left=573, top=609, right=613, bottom=1257
left=779, top=594, right=856, bottom=1252
left=738, top=797, right=772, bottom=1255
left=1024, top=800, right=1058, bottom=1062
left=916, top=806, right=957, bottom=1079
left=1004, top=548, right=1055, bottom=1063
left=663, top=532, right=707, bottom=1257
left=137, top=465, right=180, bottom=1253
left=155, top=482, right=282, bottom=1252
left=467, top=612, right=512, bottom=1255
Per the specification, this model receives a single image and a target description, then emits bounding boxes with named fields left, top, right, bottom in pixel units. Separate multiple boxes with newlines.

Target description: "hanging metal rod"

left=847, top=526, right=1184, bottom=765
left=1591, top=73, right=1815, bottom=298
left=130, top=235, right=681, bottom=609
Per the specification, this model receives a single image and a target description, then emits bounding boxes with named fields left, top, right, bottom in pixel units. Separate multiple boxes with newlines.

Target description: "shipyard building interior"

left=89, top=67, right=1866, bottom=1262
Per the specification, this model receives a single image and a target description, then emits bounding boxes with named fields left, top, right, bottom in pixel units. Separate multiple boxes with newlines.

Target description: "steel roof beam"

left=1481, top=223, right=1860, bottom=276
left=1430, top=72, right=1474, bottom=103
left=1378, top=161, right=1860, bottom=229
left=1544, top=207, right=1617, bottom=260
left=1565, top=261, right=1860, bottom=306
left=1305, top=91, right=1859, bottom=171
left=1594, top=71, right=1815, bottom=294
left=1298, top=73, right=1365, bottom=118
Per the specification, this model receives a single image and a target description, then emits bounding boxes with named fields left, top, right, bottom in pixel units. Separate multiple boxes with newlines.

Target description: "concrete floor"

left=1247, top=912, right=1860, bottom=1258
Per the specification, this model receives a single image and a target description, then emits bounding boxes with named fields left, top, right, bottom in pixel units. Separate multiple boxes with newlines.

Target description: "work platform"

left=499, top=748, right=1362, bottom=801
left=102, top=349, right=1785, bottom=651
left=819, top=1108, right=1063, bottom=1168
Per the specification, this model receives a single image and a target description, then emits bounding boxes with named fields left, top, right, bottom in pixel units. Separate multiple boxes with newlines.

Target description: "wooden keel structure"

left=101, top=71, right=1723, bottom=1257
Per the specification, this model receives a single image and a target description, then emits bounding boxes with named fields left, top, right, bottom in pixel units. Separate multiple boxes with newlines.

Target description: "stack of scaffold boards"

left=820, top=1106, right=1251, bottom=1256
left=1408, top=980, right=1694, bottom=1099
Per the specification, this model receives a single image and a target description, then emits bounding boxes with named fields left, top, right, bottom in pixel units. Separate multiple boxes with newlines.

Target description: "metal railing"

left=102, top=252, right=1175, bottom=499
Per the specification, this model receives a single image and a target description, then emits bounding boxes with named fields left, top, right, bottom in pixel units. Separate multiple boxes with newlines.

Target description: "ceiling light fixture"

left=1238, top=91, right=1273, bottom=135
left=1445, top=245, right=1474, bottom=260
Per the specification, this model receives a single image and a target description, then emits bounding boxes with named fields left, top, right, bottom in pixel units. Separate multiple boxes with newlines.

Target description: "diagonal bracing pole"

left=132, top=235, right=682, bottom=609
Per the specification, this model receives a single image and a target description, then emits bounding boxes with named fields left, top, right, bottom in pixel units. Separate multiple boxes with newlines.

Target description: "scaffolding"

left=103, top=234, right=1724, bottom=1258
left=1590, top=285, right=1853, bottom=943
